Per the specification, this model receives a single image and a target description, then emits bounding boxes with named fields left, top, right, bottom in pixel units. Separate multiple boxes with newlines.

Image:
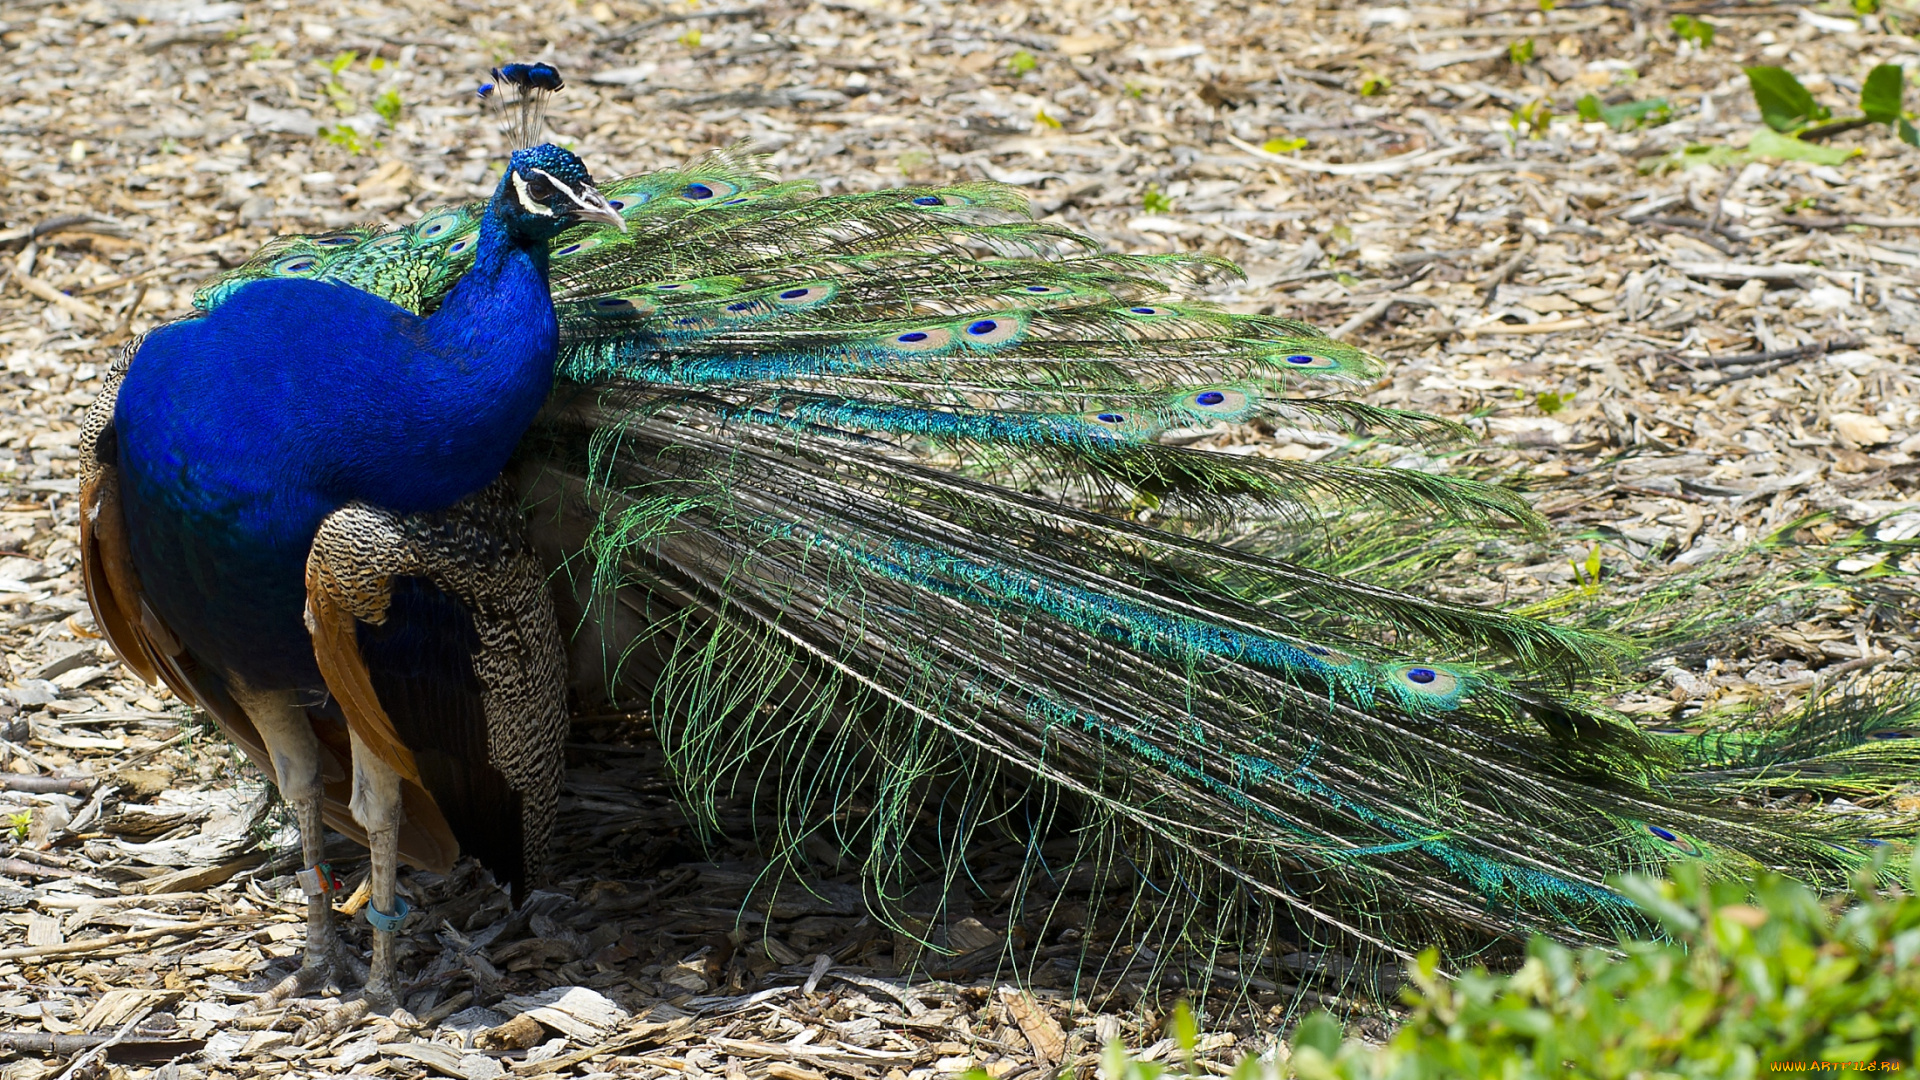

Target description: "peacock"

left=76, top=65, right=1918, bottom=1012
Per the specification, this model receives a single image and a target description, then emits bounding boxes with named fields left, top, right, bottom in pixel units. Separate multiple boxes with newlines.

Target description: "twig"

left=1647, top=216, right=1737, bottom=256
left=53, top=1007, right=152, bottom=1080
left=0, top=215, right=120, bottom=251
left=1665, top=338, right=1861, bottom=371
left=1329, top=298, right=1395, bottom=342
left=1476, top=232, right=1537, bottom=304
left=0, top=1030, right=201, bottom=1063
left=0, top=917, right=243, bottom=962
left=1798, top=118, right=1877, bottom=143
left=2, top=263, right=108, bottom=323
left=0, top=775, right=95, bottom=795
left=0, top=857, right=82, bottom=880
left=1781, top=214, right=1920, bottom=230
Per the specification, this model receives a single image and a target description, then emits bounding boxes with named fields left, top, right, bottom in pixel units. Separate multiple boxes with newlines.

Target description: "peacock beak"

left=567, top=185, right=627, bottom=233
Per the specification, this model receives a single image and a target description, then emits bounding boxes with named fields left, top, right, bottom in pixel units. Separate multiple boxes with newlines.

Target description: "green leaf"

left=1290, top=1012, right=1344, bottom=1057
left=373, top=88, right=403, bottom=126
left=1746, top=66, right=1828, bottom=132
left=1861, top=63, right=1905, bottom=124
left=1748, top=126, right=1860, bottom=165
left=1670, top=14, right=1715, bottom=47
left=1901, top=117, right=1920, bottom=147
left=1579, top=95, right=1672, bottom=130
left=1261, top=136, right=1307, bottom=153
left=1142, top=185, right=1172, bottom=214
left=1509, top=38, right=1535, bottom=65
left=1007, top=50, right=1037, bottom=76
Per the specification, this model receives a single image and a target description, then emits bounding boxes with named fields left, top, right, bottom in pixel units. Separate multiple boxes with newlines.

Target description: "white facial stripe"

left=510, top=171, right=555, bottom=217
left=528, top=166, right=601, bottom=212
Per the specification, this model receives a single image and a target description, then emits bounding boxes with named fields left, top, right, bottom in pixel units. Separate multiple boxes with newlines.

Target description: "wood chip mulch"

left=2, top=0, right=1919, bottom=1076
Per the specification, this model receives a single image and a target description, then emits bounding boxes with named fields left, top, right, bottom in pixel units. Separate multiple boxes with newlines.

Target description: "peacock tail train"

left=191, top=145, right=1920, bottom=988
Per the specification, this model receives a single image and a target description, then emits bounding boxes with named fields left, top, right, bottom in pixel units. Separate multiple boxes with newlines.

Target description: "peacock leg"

left=231, top=687, right=343, bottom=1006
left=348, top=728, right=406, bottom=1012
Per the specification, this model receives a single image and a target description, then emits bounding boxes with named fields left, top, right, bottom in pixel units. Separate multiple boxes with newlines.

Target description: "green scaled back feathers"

left=196, top=145, right=1920, bottom=985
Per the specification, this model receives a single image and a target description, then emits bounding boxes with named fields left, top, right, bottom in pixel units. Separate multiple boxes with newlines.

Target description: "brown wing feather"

left=80, top=470, right=161, bottom=685
left=304, top=562, right=425, bottom=786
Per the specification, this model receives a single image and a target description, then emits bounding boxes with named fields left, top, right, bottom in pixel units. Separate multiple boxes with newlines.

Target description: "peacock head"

left=495, top=143, right=626, bottom=244
left=478, top=64, right=625, bottom=244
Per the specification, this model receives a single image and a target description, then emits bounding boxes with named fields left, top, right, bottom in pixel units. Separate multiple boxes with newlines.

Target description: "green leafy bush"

left=1098, top=860, right=1920, bottom=1080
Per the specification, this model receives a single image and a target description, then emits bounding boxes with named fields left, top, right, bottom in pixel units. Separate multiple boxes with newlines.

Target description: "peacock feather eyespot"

left=415, top=212, right=461, bottom=240
left=273, top=256, right=322, bottom=275
left=910, top=195, right=944, bottom=207
left=720, top=299, right=772, bottom=321
left=882, top=327, right=955, bottom=353
left=959, top=314, right=1024, bottom=348
left=771, top=283, right=835, bottom=308
left=1173, top=387, right=1254, bottom=421
left=1127, top=306, right=1161, bottom=316
left=681, top=179, right=741, bottom=202
left=1867, top=729, right=1916, bottom=740
left=552, top=237, right=604, bottom=259
left=1637, top=821, right=1705, bottom=857
left=1383, top=663, right=1465, bottom=707
left=446, top=237, right=477, bottom=256
left=314, top=235, right=359, bottom=247
left=586, top=296, right=655, bottom=318
left=1072, top=410, right=1159, bottom=441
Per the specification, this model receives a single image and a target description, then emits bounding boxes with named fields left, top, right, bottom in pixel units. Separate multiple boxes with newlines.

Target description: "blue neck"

left=426, top=209, right=550, bottom=350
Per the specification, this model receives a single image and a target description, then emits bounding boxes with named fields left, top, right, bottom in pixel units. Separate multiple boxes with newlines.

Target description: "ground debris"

left=2, top=0, right=1917, bottom=1075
